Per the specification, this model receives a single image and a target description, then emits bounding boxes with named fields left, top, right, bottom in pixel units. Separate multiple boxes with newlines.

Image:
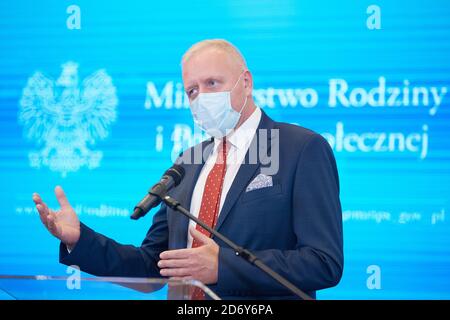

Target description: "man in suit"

left=32, top=39, right=343, bottom=299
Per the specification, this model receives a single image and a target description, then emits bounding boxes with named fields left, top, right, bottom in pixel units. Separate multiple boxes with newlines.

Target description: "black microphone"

left=131, top=165, right=185, bottom=220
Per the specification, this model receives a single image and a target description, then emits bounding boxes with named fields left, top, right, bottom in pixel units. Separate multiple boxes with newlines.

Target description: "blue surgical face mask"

left=190, top=72, right=248, bottom=138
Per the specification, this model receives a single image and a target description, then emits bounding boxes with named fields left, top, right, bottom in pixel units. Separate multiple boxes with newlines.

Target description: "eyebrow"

left=203, top=75, right=226, bottom=83
left=185, top=75, right=226, bottom=93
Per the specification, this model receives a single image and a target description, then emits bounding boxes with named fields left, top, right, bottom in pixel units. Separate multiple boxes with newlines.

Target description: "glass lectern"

left=0, top=275, right=220, bottom=300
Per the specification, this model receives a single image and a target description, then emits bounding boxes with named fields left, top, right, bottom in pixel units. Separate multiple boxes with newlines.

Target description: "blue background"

left=0, top=0, right=449, bottom=299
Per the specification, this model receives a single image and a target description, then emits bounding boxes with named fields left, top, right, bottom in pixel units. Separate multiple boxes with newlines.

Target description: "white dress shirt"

left=187, top=107, right=262, bottom=248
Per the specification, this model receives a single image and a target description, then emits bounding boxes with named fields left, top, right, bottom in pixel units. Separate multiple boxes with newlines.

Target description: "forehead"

left=182, top=48, right=239, bottom=85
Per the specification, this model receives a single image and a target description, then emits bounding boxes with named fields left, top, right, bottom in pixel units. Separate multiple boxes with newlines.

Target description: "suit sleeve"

left=214, top=134, right=344, bottom=297
left=59, top=203, right=169, bottom=278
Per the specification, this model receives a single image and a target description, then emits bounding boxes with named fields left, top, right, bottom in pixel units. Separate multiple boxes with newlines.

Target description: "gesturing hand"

left=32, top=186, right=80, bottom=250
left=158, top=227, right=219, bottom=285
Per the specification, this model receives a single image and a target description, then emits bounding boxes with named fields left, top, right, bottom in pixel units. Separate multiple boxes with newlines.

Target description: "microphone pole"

left=161, top=194, right=313, bottom=300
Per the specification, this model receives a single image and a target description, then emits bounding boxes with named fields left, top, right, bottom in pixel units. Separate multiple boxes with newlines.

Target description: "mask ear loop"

left=239, top=95, right=248, bottom=114
left=232, top=71, right=249, bottom=114
left=230, top=70, right=247, bottom=92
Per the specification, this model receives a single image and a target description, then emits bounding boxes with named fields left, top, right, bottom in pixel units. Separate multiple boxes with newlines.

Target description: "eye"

left=207, top=79, right=217, bottom=87
left=187, top=88, right=198, bottom=99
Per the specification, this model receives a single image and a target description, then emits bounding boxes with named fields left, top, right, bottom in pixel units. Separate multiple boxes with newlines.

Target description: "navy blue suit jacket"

left=60, top=110, right=343, bottom=299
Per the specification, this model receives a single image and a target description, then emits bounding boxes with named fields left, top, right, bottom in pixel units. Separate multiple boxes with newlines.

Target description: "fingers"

left=160, top=248, right=194, bottom=260
left=47, top=212, right=61, bottom=237
left=33, top=193, right=51, bottom=226
left=169, top=276, right=193, bottom=281
left=158, top=259, right=191, bottom=269
left=159, top=247, right=197, bottom=279
left=54, top=186, right=71, bottom=209
left=33, top=191, right=62, bottom=239
left=33, top=193, right=50, bottom=213
left=32, top=193, right=43, bottom=205
left=36, top=204, right=49, bottom=226
left=189, top=227, right=211, bottom=246
left=160, top=268, right=191, bottom=278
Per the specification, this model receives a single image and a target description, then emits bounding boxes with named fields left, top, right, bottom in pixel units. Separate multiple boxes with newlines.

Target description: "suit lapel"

left=170, top=110, right=277, bottom=245
left=214, top=110, right=276, bottom=232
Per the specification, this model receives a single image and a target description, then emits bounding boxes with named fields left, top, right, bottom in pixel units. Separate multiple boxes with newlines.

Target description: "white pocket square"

left=246, top=173, right=273, bottom=192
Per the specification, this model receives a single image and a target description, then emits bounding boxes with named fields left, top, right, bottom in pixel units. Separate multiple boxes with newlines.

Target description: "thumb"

left=55, top=186, right=71, bottom=209
left=190, top=226, right=211, bottom=246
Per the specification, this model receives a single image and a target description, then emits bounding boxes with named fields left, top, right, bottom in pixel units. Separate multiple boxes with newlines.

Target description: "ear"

left=243, top=70, right=253, bottom=94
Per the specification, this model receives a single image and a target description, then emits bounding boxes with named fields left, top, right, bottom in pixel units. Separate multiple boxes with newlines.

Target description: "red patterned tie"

left=191, top=138, right=229, bottom=300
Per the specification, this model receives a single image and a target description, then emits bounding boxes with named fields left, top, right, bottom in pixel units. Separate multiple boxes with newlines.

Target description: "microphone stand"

left=161, top=194, right=313, bottom=300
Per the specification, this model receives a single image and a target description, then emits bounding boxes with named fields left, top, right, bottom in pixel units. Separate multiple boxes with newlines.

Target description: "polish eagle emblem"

left=19, top=62, right=118, bottom=177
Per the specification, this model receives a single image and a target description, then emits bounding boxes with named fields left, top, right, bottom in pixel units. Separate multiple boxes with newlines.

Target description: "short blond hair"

left=181, top=39, right=247, bottom=70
